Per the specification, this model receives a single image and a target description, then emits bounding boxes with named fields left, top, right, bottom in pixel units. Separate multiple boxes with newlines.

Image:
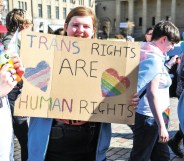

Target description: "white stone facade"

left=6, top=0, right=95, bottom=33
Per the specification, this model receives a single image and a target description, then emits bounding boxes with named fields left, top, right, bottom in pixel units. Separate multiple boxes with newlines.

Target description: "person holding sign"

left=2, top=8, right=33, bottom=161
left=129, top=21, right=180, bottom=161
left=28, top=6, right=139, bottom=161
left=0, top=47, right=25, bottom=161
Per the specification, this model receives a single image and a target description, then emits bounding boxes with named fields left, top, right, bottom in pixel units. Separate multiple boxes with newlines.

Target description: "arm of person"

left=165, top=55, right=179, bottom=70
left=147, top=75, right=169, bottom=143
left=131, top=92, right=139, bottom=108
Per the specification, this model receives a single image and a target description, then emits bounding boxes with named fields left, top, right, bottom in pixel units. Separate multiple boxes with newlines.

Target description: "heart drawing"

left=101, top=68, right=130, bottom=97
left=24, top=61, right=51, bottom=92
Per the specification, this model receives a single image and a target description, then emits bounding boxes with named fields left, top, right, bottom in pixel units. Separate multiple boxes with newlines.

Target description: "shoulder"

left=140, top=42, right=163, bottom=65
left=139, top=53, right=162, bottom=74
left=2, top=33, right=13, bottom=48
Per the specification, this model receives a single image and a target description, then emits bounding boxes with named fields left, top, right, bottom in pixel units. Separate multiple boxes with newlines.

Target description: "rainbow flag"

left=162, top=107, right=170, bottom=128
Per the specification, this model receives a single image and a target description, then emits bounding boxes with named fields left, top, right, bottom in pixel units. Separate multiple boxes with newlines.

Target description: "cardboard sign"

left=14, top=31, right=140, bottom=124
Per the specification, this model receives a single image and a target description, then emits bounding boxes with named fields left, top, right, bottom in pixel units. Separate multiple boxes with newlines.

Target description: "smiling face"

left=64, top=16, right=94, bottom=39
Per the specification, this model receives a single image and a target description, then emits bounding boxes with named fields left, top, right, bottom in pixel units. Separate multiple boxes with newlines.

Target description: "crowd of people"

left=0, top=5, right=184, bottom=161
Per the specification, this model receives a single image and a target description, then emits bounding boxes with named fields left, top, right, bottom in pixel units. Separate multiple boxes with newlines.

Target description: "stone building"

left=0, top=0, right=8, bottom=35
left=96, top=0, right=184, bottom=39
left=3, top=0, right=95, bottom=33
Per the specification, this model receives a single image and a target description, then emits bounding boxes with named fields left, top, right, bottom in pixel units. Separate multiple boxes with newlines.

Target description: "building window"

left=139, top=17, right=142, bottom=26
left=18, top=1, right=21, bottom=8
left=47, top=5, right=51, bottom=19
left=63, top=7, right=67, bottom=19
left=38, top=4, right=43, bottom=18
left=89, top=0, right=92, bottom=6
left=63, top=0, right=66, bottom=2
left=18, top=1, right=27, bottom=10
left=56, top=6, right=59, bottom=19
left=25, top=2, right=27, bottom=10
left=152, top=17, right=155, bottom=26
left=70, top=0, right=73, bottom=3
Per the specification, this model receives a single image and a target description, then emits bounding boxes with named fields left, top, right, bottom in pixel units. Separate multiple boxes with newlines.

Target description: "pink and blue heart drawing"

left=24, top=61, right=51, bottom=92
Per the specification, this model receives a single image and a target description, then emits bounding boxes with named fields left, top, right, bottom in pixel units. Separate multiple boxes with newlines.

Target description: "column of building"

left=32, top=0, right=38, bottom=32
left=51, top=0, right=55, bottom=20
left=59, top=0, right=63, bottom=21
left=156, top=0, right=161, bottom=23
left=66, top=1, right=70, bottom=18
left=42, top=0, right=47, bottom=19
left=142, top=0, right=147, bottom=34
left=128, top=0, right=134, bottom=22
left=115, top=0, right=121, bottom=34
left=171, top=0, right=176, bottom=23
left=42, top=0, right=48, bottom=33
left=128, top=0, right=134, bottom=36
left=0, top=0, right=3, bottom=22
left=115, top=0, right=176, bottom=37
left=115, top=0, right=134, bottom=35
left=8, top=0, right=13, bottom=10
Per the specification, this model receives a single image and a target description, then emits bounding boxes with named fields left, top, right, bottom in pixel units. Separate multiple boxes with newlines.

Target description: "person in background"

left=168, top=54, right=184, bottom=158
left=97, top=25, right=108, bottom=39
left=139, top=27, right=154, bottom=50
left=177, top=94, right=184, bottom=157
left=113, top=34, right=126, bottom=42
left=115, top=34, right=125, bottom=39
left=144, top=27, right=154, bottom=42
left=167, top=56, right=179, bottom=98
left=28, top=6, right=139, bottom=161
left=0, top=48, right=25, bottom=161
left=177, top=53, right=184, bottom=159
left=2, top=8, right=33, bottom=161
left=129, top=20, right=180, bottom=161
left=53, top=27, right=64, bottom=35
